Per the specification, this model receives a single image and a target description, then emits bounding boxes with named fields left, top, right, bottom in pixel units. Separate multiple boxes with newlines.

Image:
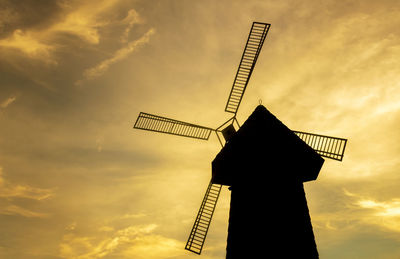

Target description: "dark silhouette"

left=213, top=105, right=322, bottom=258
left=133, top=21, right=348, bottom=257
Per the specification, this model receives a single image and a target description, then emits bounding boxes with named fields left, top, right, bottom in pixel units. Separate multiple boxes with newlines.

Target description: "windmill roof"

left=212, top=105, right=324, bottom=186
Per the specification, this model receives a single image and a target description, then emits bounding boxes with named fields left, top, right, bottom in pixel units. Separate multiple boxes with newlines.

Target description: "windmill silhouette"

left=133, top=22, right=347, bottom=257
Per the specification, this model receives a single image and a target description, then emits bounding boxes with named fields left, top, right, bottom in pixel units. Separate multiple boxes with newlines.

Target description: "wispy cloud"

left=341, top=189, right=400, bottom=233
left=120, top=9, right=142, bottom=43
left=0, top=168, right=54, bottom=200
left=79, top=28, right=155, bottom=82
left=0, top=167, right=54, bottom=218
left=0, top=183, right=54, bottom=200
left=358, top=199, right=400, bottom=217
left=311, top=187, right=400, bottom=236
left=59, top=224, right=184, bottom=259
left=0, top=1, right=144, bottom=64
left=0, top=205, right=49, bottom=218
left=356, top=198, right=400, bottom=234
left=66, top=222, right=78, bottom=231
left=49, top=0, right=119, bottom=45
left=0, top=96, right=16, bottom=109
left=0, top=29, right=55, bottom=64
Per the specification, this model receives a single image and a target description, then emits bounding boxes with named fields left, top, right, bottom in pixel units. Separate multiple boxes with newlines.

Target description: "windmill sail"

left=185, top=181, right=222, bottom=254
left=134, top=112, right=214, bottom=140
left=225, top=22, right=271, bottom=115
left=293, top=131, right=348, bottom=161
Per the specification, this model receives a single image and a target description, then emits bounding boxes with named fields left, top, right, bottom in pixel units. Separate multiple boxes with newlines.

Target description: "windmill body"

left=212, top=105, right=322, bottom=258
left=133, top=21, right=348, bottom=257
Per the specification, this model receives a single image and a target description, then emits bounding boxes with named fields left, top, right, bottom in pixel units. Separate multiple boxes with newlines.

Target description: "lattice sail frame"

left=134, top=112, right=213, bottom=140
left=225, top=22, right=271, bottom=114
left=293, top=131, right=348, bottom=161
left=185, top=181, right=222, bottom=254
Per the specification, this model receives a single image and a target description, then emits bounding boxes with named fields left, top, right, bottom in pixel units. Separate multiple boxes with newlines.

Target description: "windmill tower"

left=133, top=22, right=347, bottom=257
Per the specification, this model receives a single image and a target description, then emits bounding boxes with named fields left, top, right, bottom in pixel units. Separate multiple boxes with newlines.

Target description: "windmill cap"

left=212, top=105, right=324, bottom=186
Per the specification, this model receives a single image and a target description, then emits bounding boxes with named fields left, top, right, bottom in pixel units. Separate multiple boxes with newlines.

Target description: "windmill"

left=133, top=22, right=347, bottom=257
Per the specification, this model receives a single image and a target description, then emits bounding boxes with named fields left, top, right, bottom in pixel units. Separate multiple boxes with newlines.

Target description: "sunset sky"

left=1, top=0, right=400, bottom=258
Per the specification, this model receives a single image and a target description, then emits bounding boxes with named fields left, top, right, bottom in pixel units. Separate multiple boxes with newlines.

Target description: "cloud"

left=0, top=205, right=49, bottom=218
left=0, top=29, right=55, bottom=64
left=49, top=0, right=120, bottom=45
left=0, top=167, right=54, bottom=218
left=372, top=83, right=400, bottom=116
left=310, top=186, right=400, bottom=237
left=80, top=28, right=155, bottom=82
left=0, top=168, right=54, bottom=200
left=0, top=183, right=54, bottom=200
left=66, top=222, right=78, bottom=231
left=339, top=189, right=400, bottom=234
left=0, top=1, right=145, bottom=64
left=357, top=199, right=400, bottom=217
left=59, top=224, right=184, bottom=259
left=121, top=233, right=184, bottom=259
left=356, top=198, right=400, bottom=232
left=0, top=96, right=16, bottom=108
left=120, top=9, right=142, bottom=43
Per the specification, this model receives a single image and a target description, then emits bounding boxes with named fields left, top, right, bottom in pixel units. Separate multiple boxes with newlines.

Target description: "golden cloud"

left=0, top=205, right=49, bottom=218
left=120, top=9, right=142, bottom=43
left=0, top=1, right=144, bottom=65
left=48, top=0, right=120, bottom=44
left=0, top=96, right=16, bottom=109
left=358, top=199, right=400, bottom=218
left=81, top=28, right=155, bottom=81
left=341, top=189, right=400, bottom=234
left=0, top=29, right=55, bottom=64
left=0, top=167, right=55, bottom=200
left=59, top=223, right=184, bottom=259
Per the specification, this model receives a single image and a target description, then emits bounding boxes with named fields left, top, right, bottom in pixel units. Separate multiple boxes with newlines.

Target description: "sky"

left=0, top=0, right=400, bottom=258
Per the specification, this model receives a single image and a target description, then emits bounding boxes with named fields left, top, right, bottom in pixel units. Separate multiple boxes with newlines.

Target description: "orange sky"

left=1, top=0, right=400, bottom=258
